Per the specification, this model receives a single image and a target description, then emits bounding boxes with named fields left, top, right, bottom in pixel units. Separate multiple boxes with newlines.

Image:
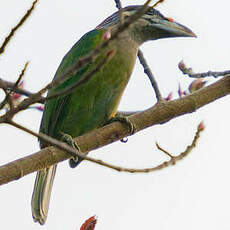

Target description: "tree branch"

left=0, top=0, right=39, bottom=55
left=178, top=60, right=230, bottom=78
left=0, top=75, right=229, bottom=186
left=138, top=49, right=163, bottom=100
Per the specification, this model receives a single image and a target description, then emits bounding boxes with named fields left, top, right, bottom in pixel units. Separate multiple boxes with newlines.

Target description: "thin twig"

left=156, top=121, right=204, bottom=163
left=0, top=97, right=8, bottom=111
left=152, top=0, right=165, bottom=8
left=0, top=62, right=29, bottom=110
left=178, top=60, right=230, bottom=78
left=2, top=89, right=13, bottom=110
left=156, top=143, right=174, bottom=158
left=114, top=0, right=122, bottom=9
left=0, top=81, right=14, bottom=110
left=14, top=62, right=29, bottom=86
left=0, top=0, right=38, bottom=55
left=138, top=50, right=163, bottom=101
left=0, top=78, right=37, bottom=98
left=0, top=80, right=9, bottom=110
left=115, top=0, right=124, bottom=25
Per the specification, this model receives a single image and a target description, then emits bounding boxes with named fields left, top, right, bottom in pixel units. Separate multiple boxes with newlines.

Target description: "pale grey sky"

left=0, top=0, right=230, bottom=229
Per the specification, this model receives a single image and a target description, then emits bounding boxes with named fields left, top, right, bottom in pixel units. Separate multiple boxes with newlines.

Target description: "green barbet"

left=32, top=5, right=196, bottom=224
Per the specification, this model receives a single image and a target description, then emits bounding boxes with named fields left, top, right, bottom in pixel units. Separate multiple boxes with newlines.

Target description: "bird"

left=31, top=5, right=196, bottom=224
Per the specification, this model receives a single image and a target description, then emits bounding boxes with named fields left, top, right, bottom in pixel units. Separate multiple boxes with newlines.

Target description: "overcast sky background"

left=0, top=0, right=230, bottom=229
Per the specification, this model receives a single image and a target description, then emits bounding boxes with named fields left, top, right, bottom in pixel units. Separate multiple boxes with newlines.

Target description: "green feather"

left=40, top=29, right=105, bottom=139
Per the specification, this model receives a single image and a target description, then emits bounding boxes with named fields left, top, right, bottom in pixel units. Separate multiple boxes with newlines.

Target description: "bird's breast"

left=51, top=40, right=138, bottom=138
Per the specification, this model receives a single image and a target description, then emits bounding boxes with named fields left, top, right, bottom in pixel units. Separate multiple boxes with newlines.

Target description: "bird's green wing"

left=40, top=29, right=106, bottom=140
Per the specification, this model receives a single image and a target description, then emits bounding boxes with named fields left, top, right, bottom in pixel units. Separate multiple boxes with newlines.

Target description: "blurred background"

left=0, top=0, right=229, bottom=229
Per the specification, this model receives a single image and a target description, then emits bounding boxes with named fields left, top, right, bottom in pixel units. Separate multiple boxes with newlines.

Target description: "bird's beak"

left=152, top=17, right=197, bottom=38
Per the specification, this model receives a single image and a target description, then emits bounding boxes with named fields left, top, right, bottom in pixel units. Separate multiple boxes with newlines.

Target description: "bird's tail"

left=31, top=165, right=57, bottom=225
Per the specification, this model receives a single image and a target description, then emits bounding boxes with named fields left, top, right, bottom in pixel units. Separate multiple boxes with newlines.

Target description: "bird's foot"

left=60, top=132, right=83, bottom=168
left=108, top=114, right=136, bottom=135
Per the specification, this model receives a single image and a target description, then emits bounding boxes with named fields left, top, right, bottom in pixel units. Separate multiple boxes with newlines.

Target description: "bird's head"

left=97, top=5, right=196, bottom=44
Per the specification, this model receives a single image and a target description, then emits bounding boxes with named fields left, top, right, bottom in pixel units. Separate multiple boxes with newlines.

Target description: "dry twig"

left=152, top=0, right=165, bottom=7
left=0, top=62, right=29, bottom=111
left=0, top=0, right=38, bottom=55
left=179, top=60, right=230, bottom=78
left=156, top=121, right=205, bottom=166
left=14, top=62, right=29, bottom=87
left=114, top=0, right=122, bottom=9
left=138, top=50, right=162, bottom=100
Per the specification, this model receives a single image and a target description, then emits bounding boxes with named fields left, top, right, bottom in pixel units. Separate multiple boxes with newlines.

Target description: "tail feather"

left=31, top=165, right=57, bottom=225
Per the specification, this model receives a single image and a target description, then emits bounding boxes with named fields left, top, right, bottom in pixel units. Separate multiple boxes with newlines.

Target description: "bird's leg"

left=107, top=113, right=136, bottom=135
left=60, top=132, right=83, bottom=168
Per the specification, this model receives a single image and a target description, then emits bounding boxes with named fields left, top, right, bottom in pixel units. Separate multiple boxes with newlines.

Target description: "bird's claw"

left=60, top=132, right=83, bottom=168
left=109, top=114, right=136, bottom=135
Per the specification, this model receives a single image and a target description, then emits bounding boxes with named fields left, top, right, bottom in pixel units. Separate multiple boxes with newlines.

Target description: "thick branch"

left=0, top=76, right=229, bottom=186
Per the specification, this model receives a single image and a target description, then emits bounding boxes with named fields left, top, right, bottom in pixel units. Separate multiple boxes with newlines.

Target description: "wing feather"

left=39, top=29, right=105, bottom=144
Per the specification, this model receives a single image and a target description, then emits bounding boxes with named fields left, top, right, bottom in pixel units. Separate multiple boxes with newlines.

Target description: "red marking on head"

left=103, top=30, right=111, bottom=40
left=167, top=17, right=174, bottom=22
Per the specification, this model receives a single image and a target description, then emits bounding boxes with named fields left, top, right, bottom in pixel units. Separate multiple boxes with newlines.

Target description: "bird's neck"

left=110, top=26, right=140, bottom=50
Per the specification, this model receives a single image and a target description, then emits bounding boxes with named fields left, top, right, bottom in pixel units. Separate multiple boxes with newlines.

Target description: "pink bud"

left=12, top=93, right=22, bottom=100
left=36, top=105, right=44, bottom=111
left=178, top=84, right=183, bottom=97
left=165, top=92, right=173, bottom=101
left=198, top=121, right=205, bottom=131
left=12, top=80, right=25, bottom=101
left=189, top=79, right=207, bottom=93
left=178, top=60, right=186, bottom=71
